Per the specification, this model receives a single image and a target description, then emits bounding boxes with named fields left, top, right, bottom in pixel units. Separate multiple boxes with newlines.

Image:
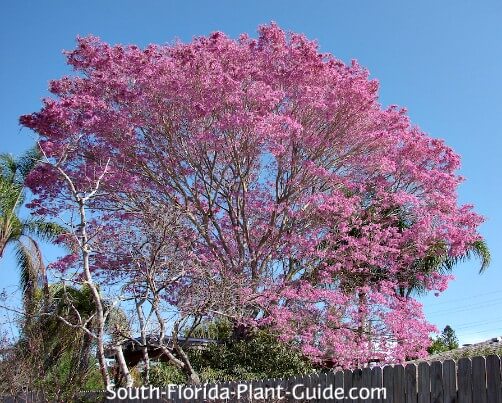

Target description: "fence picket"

left=442, top=359, right=456, bottom=403
left=334, top=370, right=344, bottom=403
left=362, top=368, right=372, bottom=403
left=277, top=378, right=288, bottom=403
left=418, top=362, right=431, bottom=403
left=370, top=366, right=383, bottom=403
left=486, top=355, right=501, bottom=403
left=458, top=358, right=473, bottom=403
left=405, top=363, right=418, bottom=403
left=317, top=372, right=328, bottom=403
left=325, top=371, right=335, bottom=403
left=472, top=356, right=487, bottom=403
left=173, top=383, right=181, bottom=403
left=393, top=363, right=405, bottom=402
left=430, top=361, right=443, bottom=403
left=344, top=369, right=354, bottom=403
left=383, top=365, right=395, bottom=403
left=253, top=379, right=263, bottom=403
left=352, top=368, right=363, bottom=403
left=232, top=381, right=240, bottom=403
left=286, top=376, right=298, bottom=403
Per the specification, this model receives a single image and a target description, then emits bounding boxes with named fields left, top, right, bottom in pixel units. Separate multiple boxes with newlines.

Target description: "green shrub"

left=149, top=362, right=186, bottom=386
left=142, top=322, right=314, bottom=385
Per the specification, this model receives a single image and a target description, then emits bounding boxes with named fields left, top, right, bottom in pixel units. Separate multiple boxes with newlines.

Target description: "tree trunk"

left=172, top=322, right=201, bottom=384
left=135, top=298, right=150, bottom=384
left=78, top=200, right=111, bottom=389
left=115, top=344, right=133, bottom=388
left=178, top=350, right=201, bottom=384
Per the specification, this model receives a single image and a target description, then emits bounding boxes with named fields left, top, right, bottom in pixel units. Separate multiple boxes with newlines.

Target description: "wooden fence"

left=3, top=355, right=501, bottom=402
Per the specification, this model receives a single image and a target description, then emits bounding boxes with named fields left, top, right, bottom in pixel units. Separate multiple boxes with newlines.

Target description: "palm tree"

left=397, top=238, right=491, bottom=298
left=16, top=283, right=128, bottom=397
left=0, top=148, right=66, bottom=305
left=41, top=283, right=129, bottom=375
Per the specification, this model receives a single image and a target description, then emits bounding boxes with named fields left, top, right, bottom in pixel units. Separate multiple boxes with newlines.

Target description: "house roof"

left=121, top=335, right=218, bottom=350
left=105, top=335, right=220, bottom=366
left=407, top=336, right=502, bottom=363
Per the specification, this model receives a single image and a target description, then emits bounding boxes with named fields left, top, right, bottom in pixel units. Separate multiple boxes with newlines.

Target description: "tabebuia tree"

left=21, top=24, right=484, bottom=373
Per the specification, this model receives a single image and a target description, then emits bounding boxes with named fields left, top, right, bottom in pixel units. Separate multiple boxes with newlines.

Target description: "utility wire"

left=427, top=297, right=502, bottom=316
left=458, top=328, right=502, bottom=336
left=454, top=317, right=502, bottom=330
left=425, top=289, right=502, bottom=306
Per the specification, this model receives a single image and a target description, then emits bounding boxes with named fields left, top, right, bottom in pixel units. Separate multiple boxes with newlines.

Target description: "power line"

left=434, top=320, right=502, bottom=333
left=457, top=323, right=502, bottom=333
left=454, top=318, right=502, bottom=330
left=458, top=327, right=502, bottom=336
left=425, top=289, right=502, bottom=306
left=427, top=297, right=502, bottom=316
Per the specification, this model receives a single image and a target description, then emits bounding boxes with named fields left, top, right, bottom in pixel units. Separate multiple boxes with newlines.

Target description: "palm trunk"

left=0, top=239, right=7, bottom=259
left=39, top=261, right=50, bottom=309
left=77, top=331, right=93, bottom=375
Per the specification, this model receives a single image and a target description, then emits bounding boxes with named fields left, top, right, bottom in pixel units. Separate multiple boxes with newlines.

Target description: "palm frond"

left=17, top=147, right=41, bottom=181
left=0, top=147, right=40, bottom=184
left=51, top=284, right=97, bottom=318
left=25, top=237, right=49, bottom=298
left=404, top=238, right=491, bottom=298
left=0, top=153, right=18, bottom=183
left=13, top=240, right=38, bottom=299
left=0, top=148, right=39, bottom=218
left=22, top=218, right=68, bottom=244
left=0, top=179, right=24, bottom=218
left=468, top=239, right=491, bottom=273
left=439, top=239, right=491, bottom=274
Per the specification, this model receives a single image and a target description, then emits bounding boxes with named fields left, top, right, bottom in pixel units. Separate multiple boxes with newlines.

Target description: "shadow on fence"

left=2, top=354, right=501, bottom=402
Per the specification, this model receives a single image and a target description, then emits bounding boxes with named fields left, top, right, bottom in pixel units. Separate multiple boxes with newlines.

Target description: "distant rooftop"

left=407, top=336, right=502, bottom=363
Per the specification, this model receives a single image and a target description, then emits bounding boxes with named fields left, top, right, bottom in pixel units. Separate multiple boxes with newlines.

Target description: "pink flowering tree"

left=21, top=24, right=484, bottom=370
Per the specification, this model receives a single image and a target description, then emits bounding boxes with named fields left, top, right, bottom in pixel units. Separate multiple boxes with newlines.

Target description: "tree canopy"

left=20, top=24, right=484, bottom=369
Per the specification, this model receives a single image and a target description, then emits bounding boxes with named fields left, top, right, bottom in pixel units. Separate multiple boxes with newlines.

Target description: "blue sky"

left=1, top=0, right=501, bottom=344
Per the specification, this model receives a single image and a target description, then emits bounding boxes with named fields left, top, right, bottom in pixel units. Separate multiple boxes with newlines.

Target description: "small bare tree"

left=34, top=145, right=114, bottom=388
left=105, top=198, right=231, bottom=385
